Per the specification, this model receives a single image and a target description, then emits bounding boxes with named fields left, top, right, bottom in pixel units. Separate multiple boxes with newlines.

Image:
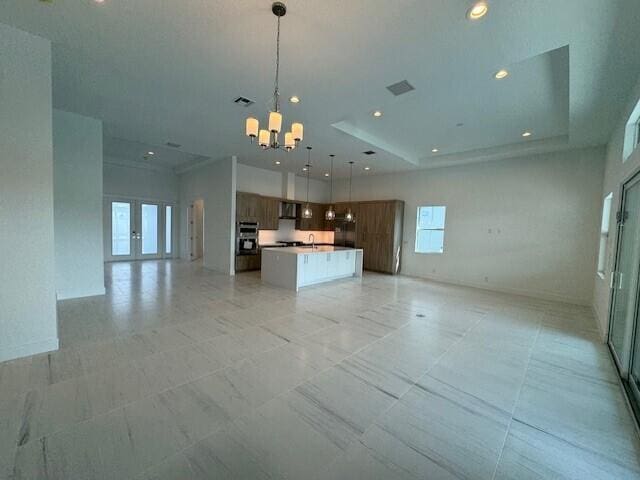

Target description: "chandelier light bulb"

left=268, top=111, right=282, bottom=133
left=284, top=132, right=295, bottom=151
left=246, top=117, right=259, bottom=139
left=258, top=129, right=270, bottom=148
left=292, top=122, right=303, bottom=142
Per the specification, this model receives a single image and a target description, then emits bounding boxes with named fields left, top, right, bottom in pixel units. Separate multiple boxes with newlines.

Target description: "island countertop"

left=261, top=246, right=361, bottom=254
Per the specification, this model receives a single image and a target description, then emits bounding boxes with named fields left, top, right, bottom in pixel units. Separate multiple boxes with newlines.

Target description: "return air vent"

left=234, top=96, right=255, bottom=107
left=363, top=150, right=376, bottom=155
left=165, top=141, right=182, bottom=148
left=386, top=80, right=415, bottom=96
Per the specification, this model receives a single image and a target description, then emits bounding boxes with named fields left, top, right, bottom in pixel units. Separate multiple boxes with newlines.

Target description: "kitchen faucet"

left=308, top=233, right=315, bottom=249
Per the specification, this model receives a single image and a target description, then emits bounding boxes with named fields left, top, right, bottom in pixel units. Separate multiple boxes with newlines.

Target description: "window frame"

left=597, top=193, right=614, bottom=279
left=415, top=205, right=446, bottom=255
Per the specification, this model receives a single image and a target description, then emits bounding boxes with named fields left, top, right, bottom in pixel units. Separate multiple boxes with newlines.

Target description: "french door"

left=105, top=198, right=175, bottom=261
left=608, top=171, right=640, bottom=416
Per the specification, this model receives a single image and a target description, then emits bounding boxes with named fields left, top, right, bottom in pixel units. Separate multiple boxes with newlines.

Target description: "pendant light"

left=302, top=146, right=313, bottom=219
left=325, top=154, right=336, bottom=221
left=345, top=161, right=355, bottom=222
left=244, top=2, right=304, bottom=151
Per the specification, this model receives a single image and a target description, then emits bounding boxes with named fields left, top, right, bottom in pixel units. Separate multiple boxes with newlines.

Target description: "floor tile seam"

left=489, top=322, right=542, bottom=480
left=10, top=308, right=398, bottom=452
left=130, top=311, right=419, bottom=480
left=305, top=313, right=485, bottom=478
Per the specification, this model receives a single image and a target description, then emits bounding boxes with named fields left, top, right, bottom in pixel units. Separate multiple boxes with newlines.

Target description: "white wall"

left=0, top=24, right=58, bottom=362
left=53, top=110, right=105, bottom=300
left=104, top=159, right=179, bottom=202
left=295, top=174, right=329, bottom=203
left=334, top=147, right=605, bottom=305
left=237, top=163, right=329, bottom=203
left=593, top=74, right=640, bottom=337
left=179, top=157, right=237, bottom=274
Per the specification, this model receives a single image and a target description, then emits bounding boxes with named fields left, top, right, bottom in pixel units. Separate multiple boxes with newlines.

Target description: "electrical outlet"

left=484, top=276, right=489, bottom=283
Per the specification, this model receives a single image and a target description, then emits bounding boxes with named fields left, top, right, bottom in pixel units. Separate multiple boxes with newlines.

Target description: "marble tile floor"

left=1, top=260, right=639, bottom=479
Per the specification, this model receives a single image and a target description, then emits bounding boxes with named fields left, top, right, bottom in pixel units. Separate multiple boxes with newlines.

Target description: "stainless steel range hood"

left=279, top=201, right=298, bottom=219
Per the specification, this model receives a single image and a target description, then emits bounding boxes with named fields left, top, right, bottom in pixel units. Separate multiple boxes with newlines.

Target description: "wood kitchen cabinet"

left=236, top=192, right=279, bottom=230
left=260, top=197, right=280, bottom=230
left=295, top=203, right=333, bottom=231
left=337, top=200, right=404, bottom=274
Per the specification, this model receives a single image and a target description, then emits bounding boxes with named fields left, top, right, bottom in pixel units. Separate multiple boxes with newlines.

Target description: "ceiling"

left=1, top=0, right=639, bottom=178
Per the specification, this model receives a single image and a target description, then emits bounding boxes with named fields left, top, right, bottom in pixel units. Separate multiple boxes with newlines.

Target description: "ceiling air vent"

left=386, top=80, right=415, bottom=96
left=165, top=141, right=182, bottom=148
left=363, top=150, right=376, bottom=155
left=234, top=96, right=255, bottom=107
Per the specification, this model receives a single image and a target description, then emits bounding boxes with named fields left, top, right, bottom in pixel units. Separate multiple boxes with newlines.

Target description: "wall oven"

left=236, top=222, right=259, bottom=255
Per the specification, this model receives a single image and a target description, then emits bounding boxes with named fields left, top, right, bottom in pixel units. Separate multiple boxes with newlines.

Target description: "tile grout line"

left=131, top=302, right=442, bottom=480
left=9, top=299, right=403, bottom=456
left=490, top=320, right=542, bottom=480
left=294, top=312, right=488, bottom=480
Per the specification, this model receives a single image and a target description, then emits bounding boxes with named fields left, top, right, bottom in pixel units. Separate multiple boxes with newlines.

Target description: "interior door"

left=609, top=173, right=640, bottom=380
left=138, top=202, right=162, bottom=260
left=107, top=199, right=136, bottom=261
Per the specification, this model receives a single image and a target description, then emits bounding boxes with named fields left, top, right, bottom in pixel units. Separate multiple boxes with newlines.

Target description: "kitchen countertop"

left=262, top=246, right=360, bottom=254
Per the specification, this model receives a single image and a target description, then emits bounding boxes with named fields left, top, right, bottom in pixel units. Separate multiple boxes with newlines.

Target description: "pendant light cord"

left=306, top=147, right=311, bottom=203
left=348, top=162, right=353, bottom=202
left=329, top=156, right=334, bottom=203
left=273, top=15, right=281, bottom=113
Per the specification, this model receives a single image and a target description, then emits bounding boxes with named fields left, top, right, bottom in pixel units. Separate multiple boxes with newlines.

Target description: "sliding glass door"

left=105, top=198, right=175, bottom=261
left=608, top=172, right=640, bottom=413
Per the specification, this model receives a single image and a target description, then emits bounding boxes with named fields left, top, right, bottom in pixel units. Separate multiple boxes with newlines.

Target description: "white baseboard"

left=400, top=272, right=590, bottom=307
left=0, top=337, right=59, bottom=363
left=56, top=286, right=106, bottom=301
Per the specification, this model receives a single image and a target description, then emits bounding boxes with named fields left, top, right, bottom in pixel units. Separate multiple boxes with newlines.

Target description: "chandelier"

left=245, top=2, right=303, bottom=151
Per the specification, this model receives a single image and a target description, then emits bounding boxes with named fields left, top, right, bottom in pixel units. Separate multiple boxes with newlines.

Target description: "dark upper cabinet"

left=236, top=192, right=279, bottom=230
left=295, top=203, right=333, bottom=231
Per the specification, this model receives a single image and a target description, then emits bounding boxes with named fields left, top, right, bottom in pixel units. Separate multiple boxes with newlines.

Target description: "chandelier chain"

left=274, top=15, right=281, bottom=113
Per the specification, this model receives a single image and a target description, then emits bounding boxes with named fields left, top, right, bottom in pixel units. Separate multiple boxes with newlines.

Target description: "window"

left=597, top=193, right=613, bottom=278
left=165, top=205, right=173, bottom=254
left=622, top=98, right=640, bottom=162
left=415, top=206, right=446, bottom=253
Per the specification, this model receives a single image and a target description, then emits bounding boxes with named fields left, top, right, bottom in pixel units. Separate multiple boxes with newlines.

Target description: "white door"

left=105, top=199, right=174, bottom=261
left=106, top=199, right=136, bottom=261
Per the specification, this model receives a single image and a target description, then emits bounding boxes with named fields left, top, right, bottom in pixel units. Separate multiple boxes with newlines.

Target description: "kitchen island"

left=261, top=246, right=363, bottom=291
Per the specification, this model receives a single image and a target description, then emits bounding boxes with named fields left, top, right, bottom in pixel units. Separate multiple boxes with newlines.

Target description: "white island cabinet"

left=261, top=246, right=363, bottom=291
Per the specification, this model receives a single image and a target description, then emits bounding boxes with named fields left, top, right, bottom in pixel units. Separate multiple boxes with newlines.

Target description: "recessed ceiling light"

left=289, top=96, right=300, bottom=104
left=364, top=166, right=371, bottom=171
left=373, top=110, right=383, bottom=118
left=94, top=0, right=106, bottom=3
left=467, top=1, right=488, bottom=20
left=522, top=131, right=532, bottom=137
left=275, top=160, right=281, bottom=165
left=147, top=151, right=155, bottom=156
left=324, top=173, right=330, bottom=177
left=494, top=69, right=509, bottom=79
left=432, top=148, right=439, bottom=153
left=302, top=167, right=308, bottom=171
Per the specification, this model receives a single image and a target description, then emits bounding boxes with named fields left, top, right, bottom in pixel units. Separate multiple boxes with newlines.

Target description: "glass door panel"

left=165, top=205, right=173, bottom=256
left=609, top=175, right=640, bottom=377
left=109, top=200, right=135, bottom=261
left=140, top=203, right=161, bottom=258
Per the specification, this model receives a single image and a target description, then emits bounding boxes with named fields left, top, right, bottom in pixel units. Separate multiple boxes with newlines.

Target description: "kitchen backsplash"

left=259, top=219, right=335, bottom=245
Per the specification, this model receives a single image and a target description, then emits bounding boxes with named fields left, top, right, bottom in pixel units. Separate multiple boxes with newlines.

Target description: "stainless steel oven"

left=236, top=222, right=259, bottom=255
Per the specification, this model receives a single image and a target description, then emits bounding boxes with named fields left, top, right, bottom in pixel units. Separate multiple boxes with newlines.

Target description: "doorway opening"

left=105, top=198, right=175, bottom=262
left=188, top=199, right=204, bottom=262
